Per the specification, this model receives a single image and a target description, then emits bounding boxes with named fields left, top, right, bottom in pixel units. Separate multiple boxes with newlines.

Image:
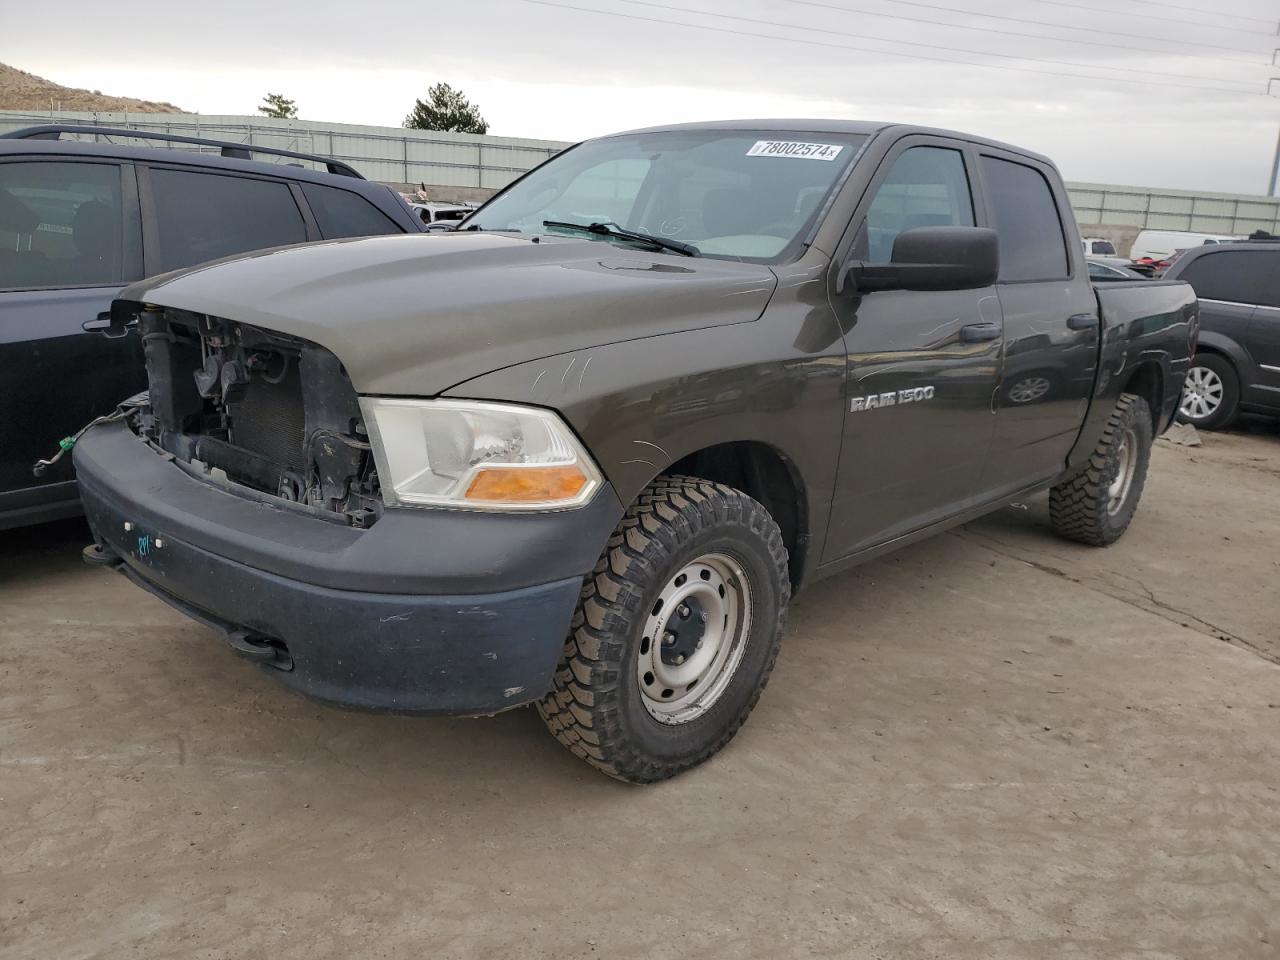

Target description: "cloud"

left=4, top=0, right=1278, bottom=193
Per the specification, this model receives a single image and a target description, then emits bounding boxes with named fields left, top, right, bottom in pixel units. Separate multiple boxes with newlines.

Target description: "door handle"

left=959, top=322, right=1001, bottom=343
left=1067, top=313, right=1098, bottom=331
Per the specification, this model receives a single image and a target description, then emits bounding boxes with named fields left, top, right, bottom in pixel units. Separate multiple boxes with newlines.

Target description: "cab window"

left=864, top=146, right=975, bottom=264
left=981, top=156, right=1069, bottom=282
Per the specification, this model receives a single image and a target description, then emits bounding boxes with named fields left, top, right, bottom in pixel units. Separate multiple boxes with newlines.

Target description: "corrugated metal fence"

left=3, top=111, right=1277, bottom=234
left=0, top=111, right=565, bottom=193
left=1068, top=182, right=1280, bottom=236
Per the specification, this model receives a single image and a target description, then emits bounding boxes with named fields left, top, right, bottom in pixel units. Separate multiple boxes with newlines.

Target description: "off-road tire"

left=1049, top=393, right=1153, bottom=546
left=538, top=476, right=789, bottom=784
left=1177, top=352, right=1239, bottom=431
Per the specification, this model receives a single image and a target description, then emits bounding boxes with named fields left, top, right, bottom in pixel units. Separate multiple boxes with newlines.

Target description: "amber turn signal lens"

left=464, top=465, right=589, bottom=503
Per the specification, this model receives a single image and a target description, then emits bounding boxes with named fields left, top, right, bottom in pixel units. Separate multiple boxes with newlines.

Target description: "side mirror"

left=82, top=309, right=133, bottom=339
left=846, top=226, right=999, bottom=293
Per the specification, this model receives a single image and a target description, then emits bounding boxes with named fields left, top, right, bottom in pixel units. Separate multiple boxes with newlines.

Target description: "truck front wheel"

left=538, top=476, right=790, bottom=783
left=1049, top=392, right=1153, bottom=546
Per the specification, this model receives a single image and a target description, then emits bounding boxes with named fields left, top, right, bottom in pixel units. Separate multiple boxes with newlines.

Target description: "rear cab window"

left=980, top=156, right=1069, bottom=282
left=148, top=168, right=307, bottom=273
left=302, top=183, right=405, bottom=239
left=0, top=160, right=126, bottom=289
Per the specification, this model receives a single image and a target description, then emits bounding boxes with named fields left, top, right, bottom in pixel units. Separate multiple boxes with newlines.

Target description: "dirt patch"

left=2, top=424, right=1277, bottom=958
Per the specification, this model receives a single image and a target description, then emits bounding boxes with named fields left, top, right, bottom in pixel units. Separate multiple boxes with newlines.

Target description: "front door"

left=823, top=139, right=1002, bottom=561
left=0, top=158, right=144, bottom=523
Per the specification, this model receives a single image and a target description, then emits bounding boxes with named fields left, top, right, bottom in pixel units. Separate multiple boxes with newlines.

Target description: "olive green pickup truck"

left=74, top=120, right=1197, bottom=782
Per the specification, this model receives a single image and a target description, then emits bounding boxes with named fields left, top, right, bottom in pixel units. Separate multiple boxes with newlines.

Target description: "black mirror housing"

left=847, top=226, right=999, bottom=293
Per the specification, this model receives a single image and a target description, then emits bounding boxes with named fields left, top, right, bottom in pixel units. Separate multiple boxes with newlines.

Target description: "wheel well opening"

left=1193, top=344, right=1232, bottom=365
left=1123, top=362, right=1163, bottom=433
left=665, top=442, right=806, bottom=591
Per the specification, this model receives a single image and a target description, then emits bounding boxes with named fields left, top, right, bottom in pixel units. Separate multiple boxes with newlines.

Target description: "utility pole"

left=1271, top=58, right=1280, bottom=196
left=1271, top=125, right=1280, bottom=197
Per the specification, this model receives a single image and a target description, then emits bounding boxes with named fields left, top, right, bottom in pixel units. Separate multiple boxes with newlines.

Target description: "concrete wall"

left=4, top=111, right=1277, bottom=240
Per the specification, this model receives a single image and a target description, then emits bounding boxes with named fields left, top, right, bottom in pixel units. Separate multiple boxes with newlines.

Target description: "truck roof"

left=604, top=119, right=1057, bottom=168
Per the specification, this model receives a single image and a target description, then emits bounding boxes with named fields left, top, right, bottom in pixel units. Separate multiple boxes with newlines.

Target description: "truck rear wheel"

left=1049, top=392, right=1153, bottom=546
left=538, top=476, right=789, bottom=783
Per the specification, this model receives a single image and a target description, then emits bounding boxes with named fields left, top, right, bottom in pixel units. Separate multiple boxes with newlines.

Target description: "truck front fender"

left=443, top=322, right=847, bottom=586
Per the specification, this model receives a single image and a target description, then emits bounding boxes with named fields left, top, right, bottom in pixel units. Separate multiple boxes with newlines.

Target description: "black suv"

left=1163, top=240, right=1280, bottom=429
left=0, top=125, right=421, bottom=529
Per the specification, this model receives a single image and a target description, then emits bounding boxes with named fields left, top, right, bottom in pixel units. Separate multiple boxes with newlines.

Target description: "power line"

left=1026, top=0, right=1278, bottom=36
left=1116, top=0, right=1280, bottom=26
left=513, top=0, right=1270, bottom=95
left=605, top=0, right=1260, bottom=89
left=852, top=0, right=1273, bottom=59
left=785, top=0, right=1272, bottom=71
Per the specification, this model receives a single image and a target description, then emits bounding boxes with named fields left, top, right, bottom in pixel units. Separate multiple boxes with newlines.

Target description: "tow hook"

left=225, top=630, right=294, bottom=671
left=82, top=542, right=122, bottom=567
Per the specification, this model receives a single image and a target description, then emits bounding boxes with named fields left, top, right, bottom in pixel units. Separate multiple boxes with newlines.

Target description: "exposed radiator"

left=228, top=363, right=306, bottom=472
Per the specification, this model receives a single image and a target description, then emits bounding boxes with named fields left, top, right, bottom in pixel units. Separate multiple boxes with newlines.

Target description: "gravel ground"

left=2, top=421, right=1277, bottom=959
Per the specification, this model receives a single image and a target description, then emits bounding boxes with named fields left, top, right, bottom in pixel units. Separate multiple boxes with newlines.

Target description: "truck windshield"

left=461, top=130, right=868, bottom=262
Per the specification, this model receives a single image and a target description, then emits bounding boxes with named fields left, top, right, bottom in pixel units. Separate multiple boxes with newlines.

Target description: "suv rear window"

left=302, top=183, right=404, bottom=239
left=981, top=156, right=1069, bottom=282
left=0, top=160, right=123, bottom=289
left=1176, top=250, right=1280, bottom=308
left=150, top=168, right=307, bottom=272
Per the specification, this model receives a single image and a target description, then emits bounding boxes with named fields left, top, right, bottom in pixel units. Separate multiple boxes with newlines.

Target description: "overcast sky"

left=5, top=0, right=1279, bottom=193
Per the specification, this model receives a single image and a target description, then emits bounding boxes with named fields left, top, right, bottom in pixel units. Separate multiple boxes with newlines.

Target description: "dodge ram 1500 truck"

left=72, top=120, right=1197, bottom=783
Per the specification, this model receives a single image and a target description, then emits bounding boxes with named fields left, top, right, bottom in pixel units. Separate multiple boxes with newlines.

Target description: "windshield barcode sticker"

left=746, top=141, right=844, bottom=161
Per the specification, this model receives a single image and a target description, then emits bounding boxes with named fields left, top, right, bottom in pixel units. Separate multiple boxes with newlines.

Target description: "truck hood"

left=120, top=232, right=777, bottom=395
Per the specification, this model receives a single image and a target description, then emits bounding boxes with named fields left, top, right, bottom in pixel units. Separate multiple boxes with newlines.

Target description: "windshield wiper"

left=542, top=220, right=699, bottom=257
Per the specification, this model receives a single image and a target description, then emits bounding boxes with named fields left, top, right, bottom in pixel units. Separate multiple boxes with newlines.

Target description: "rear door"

left=0, top=157, right=144, bottom=520
left=1239, top=250, right=1280, bottom=408
left=822, top=136, right=1003, bottom=560
left=978, top=150, right=1099, bottom=494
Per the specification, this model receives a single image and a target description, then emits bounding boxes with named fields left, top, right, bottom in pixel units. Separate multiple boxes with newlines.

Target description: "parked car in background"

left=1081, top=238, right=1135, bottom=273
left=74, top=119, right=1195, bottom=782
left=1087, top=259, right=1148, bottom=282
left=1162, top=240, right=1280, bottom=429
left=0, top=125, right=422, bottom=530
left=1081, top=236, right=1118, bottom=257
left=407, top=200, right=477, bottom=228
left=1130, top=229, right=1238, bottom=262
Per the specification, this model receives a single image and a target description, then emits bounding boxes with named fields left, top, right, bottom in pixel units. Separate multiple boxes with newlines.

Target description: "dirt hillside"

left=0, top=62, right=184, bottom=113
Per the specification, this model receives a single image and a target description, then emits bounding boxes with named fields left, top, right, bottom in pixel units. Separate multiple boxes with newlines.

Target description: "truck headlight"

left=359, top=397, right=602, bottom=510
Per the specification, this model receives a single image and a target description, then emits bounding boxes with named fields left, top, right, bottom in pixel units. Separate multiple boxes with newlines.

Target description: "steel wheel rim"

left=1107, top=426, right=1138, bottom=515
left=1009, top=376, right=1052, bottom=404
left=637, top=553, right=752, bottom=725
left=1180, top=365, right=1223, bottom=421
